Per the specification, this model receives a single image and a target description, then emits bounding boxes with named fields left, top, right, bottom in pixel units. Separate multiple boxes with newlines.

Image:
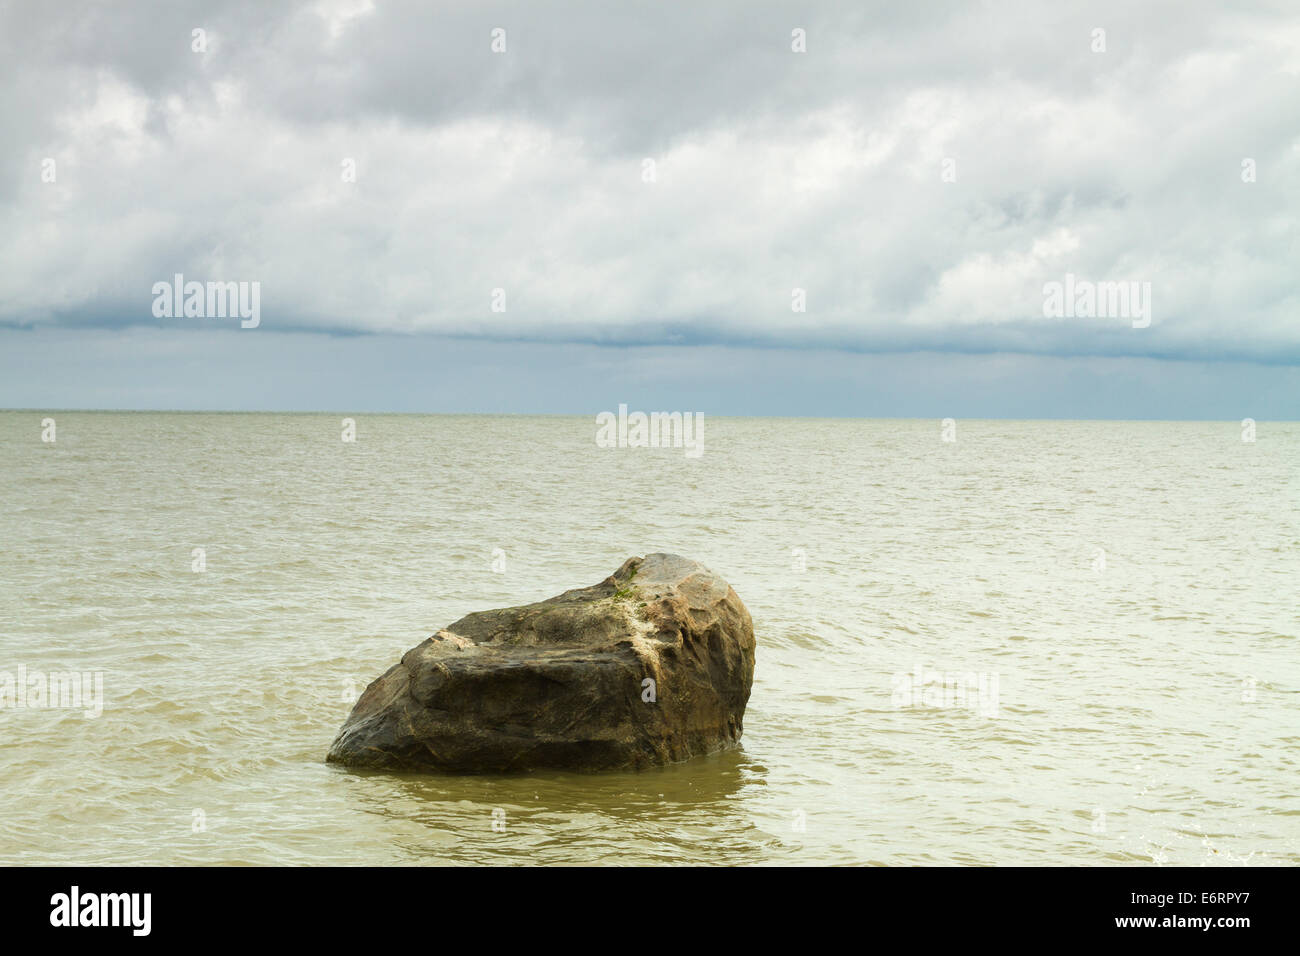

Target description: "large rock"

left=326, top=554, right=756, bottom=773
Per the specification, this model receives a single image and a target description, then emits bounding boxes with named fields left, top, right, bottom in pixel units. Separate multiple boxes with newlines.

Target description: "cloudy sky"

left=1, top=0, right=1297, bottom=416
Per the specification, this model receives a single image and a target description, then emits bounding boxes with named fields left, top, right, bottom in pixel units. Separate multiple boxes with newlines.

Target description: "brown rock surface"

left=326, top=553, right=755, bottom=772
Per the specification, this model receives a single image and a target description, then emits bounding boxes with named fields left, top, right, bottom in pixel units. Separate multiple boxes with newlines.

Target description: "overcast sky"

left=1, top=0, right=1297, bottom=415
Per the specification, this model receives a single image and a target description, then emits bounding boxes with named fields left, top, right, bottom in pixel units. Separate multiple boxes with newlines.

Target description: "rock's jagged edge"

left=326, top=554, right=756, bottom=773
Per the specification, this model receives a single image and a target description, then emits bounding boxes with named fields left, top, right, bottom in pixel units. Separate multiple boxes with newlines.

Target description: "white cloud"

left=0, top=0, right=1295, bottom=365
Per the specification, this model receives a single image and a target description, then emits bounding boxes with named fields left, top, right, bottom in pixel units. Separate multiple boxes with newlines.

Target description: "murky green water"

left=1, top=412, right=1296, bottom=865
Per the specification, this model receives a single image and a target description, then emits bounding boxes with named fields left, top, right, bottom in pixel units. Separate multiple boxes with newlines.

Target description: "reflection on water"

left=339, top=751, right=775, bottom=865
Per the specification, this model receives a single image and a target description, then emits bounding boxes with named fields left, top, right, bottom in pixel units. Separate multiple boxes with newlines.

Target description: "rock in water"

left=326, top=554, right=755, bottom=773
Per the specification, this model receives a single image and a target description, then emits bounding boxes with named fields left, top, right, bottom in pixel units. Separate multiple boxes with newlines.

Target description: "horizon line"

left=3, top=408, right=1292, bottom=423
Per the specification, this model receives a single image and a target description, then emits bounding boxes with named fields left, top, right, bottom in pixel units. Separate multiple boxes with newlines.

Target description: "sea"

left=1, top=411, right=1296, bottom=865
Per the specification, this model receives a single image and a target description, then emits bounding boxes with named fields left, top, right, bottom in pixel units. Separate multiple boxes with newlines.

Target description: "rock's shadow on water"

left=338, top=748, right=764, bottom=814
left=328, top=749, right=775, bottom=862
